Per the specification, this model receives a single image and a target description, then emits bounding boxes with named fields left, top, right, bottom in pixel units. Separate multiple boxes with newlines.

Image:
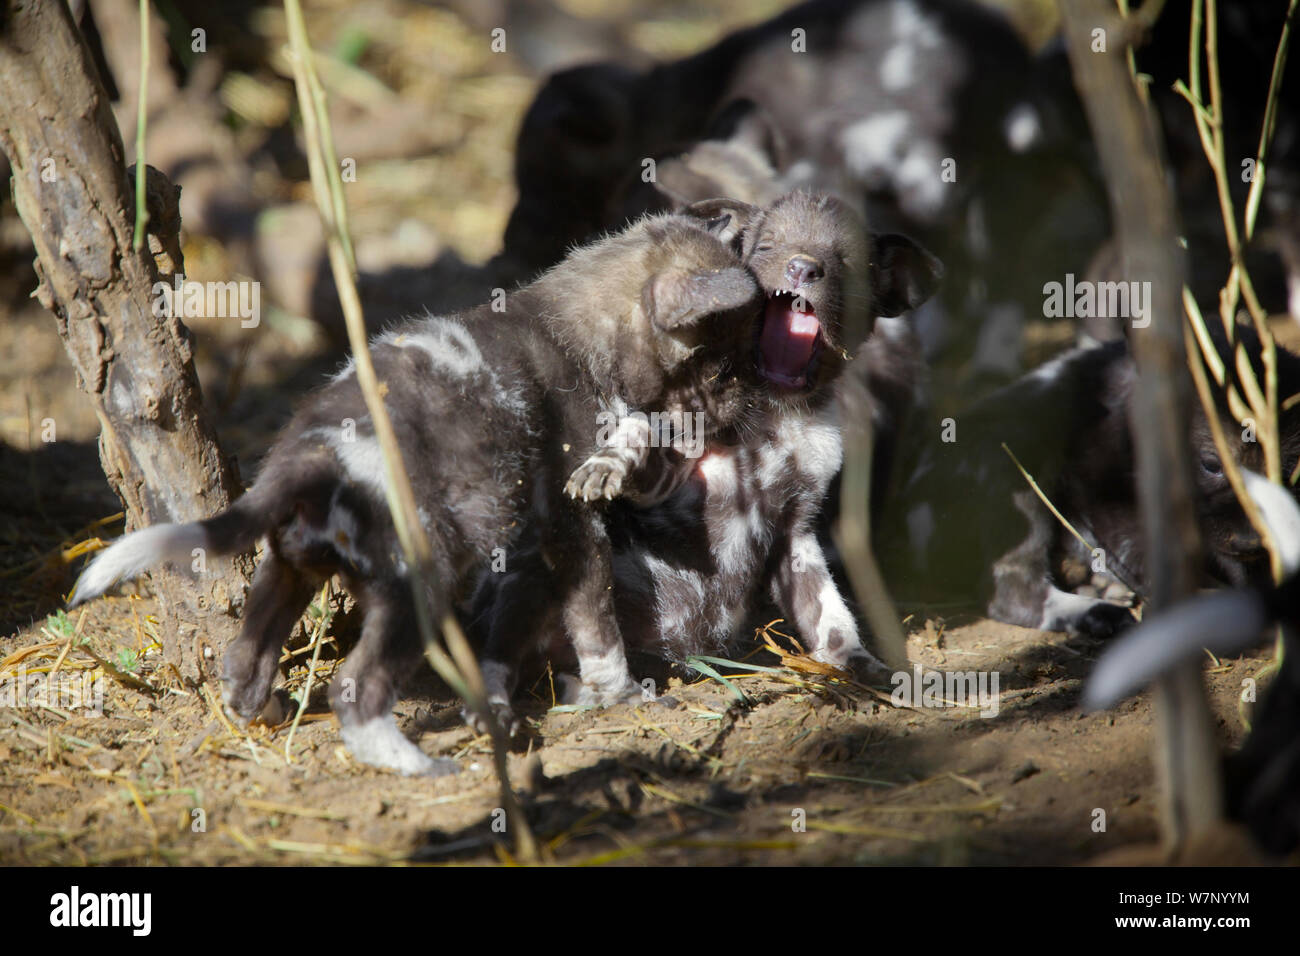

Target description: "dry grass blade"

left=805, top=770, right=897, bottom=788
left=281, top=0, right=536, bottom=863
left=1242, top=0, right=1298, bottom=241
left=284, top=579, right=332, bottom=763
left=848, top=797, right=1003, bottom=817
left=1002, top=442, right=1142, bottom=599
left=131, top=0, right=149, bottom=251
left=836, top=413, right=909, bottom=669
left=804, top=819, right=926, bottom=842
left=75, top=643, right=155, bottom=695
left=753, top=626, right=910, bottom=708
left=237, top=797, right=346, bottom=820
left=639, top=781, right=734, bottom=819
left=0, top=641, right=63, bottom=677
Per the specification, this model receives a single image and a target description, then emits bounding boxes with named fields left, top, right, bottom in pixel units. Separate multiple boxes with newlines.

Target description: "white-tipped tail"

left=1083, top=589, right=1268, bottom=712
left=68, top=522, right=209, bottom=607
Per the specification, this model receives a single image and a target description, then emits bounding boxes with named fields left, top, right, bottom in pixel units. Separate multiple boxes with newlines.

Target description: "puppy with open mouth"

left=66, top=204, right=766, bottom=776
left=472, top=191, right=941, bottom=727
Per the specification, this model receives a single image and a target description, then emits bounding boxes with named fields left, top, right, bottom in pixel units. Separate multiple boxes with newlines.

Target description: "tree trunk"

left=0, top=0, right=251, bottom=682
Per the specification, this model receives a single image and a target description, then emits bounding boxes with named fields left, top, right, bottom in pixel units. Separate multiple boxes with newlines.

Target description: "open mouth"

left=757, top=291, right=821, bottom=390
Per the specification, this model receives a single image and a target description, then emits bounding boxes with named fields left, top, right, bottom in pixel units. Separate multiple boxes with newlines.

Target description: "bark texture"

left=0, top=0, right=251, bottom=681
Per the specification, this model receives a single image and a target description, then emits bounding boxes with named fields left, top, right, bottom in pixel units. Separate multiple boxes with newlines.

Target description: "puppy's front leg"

left=988, top=490, right=1135, bottom=638
left=565, top=413, right=652, bottom=502
left=468, top=558, right=563, bottom=736
left=558, top=511, right=644, bottom=708
left=771, top=530, right=886, bottom=674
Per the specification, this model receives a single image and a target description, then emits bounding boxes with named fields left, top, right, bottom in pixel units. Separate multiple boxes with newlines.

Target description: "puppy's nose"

left=785, top=255, right=824, bottom=286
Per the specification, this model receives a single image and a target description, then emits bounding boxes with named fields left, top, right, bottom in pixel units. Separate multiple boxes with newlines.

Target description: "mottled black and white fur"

left=472, top=192, right=942, bottom=728
left=616, top=99, right=932, bottom=521
left=68, top=208, right=766, bottom=775
left=882, top=330, right=1300, bottom=638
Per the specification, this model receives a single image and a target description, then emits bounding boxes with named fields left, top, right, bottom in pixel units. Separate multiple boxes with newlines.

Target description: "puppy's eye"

left=754, top=240, right=774, bottom=253
left=1200, top=455, right=1223, bottom=477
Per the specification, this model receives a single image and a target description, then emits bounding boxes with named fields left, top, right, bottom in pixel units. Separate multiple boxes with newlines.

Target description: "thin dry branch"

left=1060, top=0, right=1222, bottom=848
left=281, top=0, right=538, bottom=864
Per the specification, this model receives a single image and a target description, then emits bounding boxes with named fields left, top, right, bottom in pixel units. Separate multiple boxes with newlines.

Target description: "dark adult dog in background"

left=880, top=328, right=1300, bottom=638
left=471, top=191, right=942, bottom=728
left=499, top=0, right=1107, bottom=383
left=68, top=208, right=766, bottom=775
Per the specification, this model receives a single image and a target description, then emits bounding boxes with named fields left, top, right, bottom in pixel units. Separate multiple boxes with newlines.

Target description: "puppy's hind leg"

left=465, top=559, right=562, bottom=737
left=331, top=581, right=458, bottom=777
left=222, top=547, right=317, bottom=724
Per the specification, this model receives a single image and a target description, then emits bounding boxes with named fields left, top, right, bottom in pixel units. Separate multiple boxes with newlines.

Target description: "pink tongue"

left=759, top=298, right=820, bottom=386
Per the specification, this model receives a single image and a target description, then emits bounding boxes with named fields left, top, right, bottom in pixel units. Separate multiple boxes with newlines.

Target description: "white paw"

left=565, top=454, right=628, bottom=502
left=340, top=715, right=458, bottom=777
left=557, top=673, right=645, bottom=708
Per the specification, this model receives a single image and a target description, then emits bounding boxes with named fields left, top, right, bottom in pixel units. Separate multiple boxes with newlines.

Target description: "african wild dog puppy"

left=68, top=207, right=766, bottom=776
left=881, top=329, right=1300, bottom=638
left=597, top=103, right=933, bottom=637
left=499, top=0, right=1106, bottom=381
left=1085, top=470, right=1300, bottom=856
left=617, top=98, right=931, bottom=518
left=471, top=192, right=942, bottom=730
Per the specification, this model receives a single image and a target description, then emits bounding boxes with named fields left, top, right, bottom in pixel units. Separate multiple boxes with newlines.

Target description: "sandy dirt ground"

left=0, top=536, right=1277, bottom=865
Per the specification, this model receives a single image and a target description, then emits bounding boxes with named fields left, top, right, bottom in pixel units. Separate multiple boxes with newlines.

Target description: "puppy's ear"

left=706, top=98, right=784, bottom=168
left=869, top=234, right=945, bottom=317
left=680, top=198, right=759, bottom=247
left=641, top=266, right=760, bottom=330
left=654, top=157, right=724, bottom=207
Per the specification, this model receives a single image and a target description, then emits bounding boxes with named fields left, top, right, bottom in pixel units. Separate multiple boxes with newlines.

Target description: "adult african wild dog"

left=69, top=205, right=766, bottom=775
